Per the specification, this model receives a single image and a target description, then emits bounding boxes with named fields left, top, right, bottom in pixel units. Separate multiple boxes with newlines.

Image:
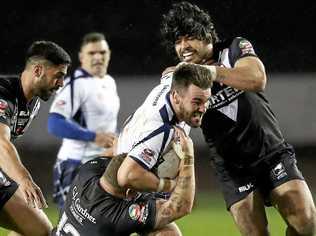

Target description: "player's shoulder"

left=78, top=157, right=111, bottom=177
left=104, top=74, right=118, bottom=88
left=0, top=74, right=20, bottom=100
left=215, top=36, right=253, bottom=51
left=160, top=70, right=173, bottom=85
left=105, top=74, right=115, bottom=82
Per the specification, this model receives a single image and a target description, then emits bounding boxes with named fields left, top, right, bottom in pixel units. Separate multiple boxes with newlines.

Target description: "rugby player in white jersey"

left=48, top=32, right=120, bottom=210
left=115, top=63, right=213, bottom=235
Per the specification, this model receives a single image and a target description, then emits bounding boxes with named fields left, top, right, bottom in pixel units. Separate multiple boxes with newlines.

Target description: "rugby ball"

left=157, top=148, right=181, bottom=179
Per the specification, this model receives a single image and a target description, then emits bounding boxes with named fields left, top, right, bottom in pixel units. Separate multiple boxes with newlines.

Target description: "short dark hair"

left=172, top=63, right=213, bottom=92
left=80, top=32, right=106, bottom=49
left=26, top=40, right=71, bottom=67
left=161, top=1, right=219, bottom=53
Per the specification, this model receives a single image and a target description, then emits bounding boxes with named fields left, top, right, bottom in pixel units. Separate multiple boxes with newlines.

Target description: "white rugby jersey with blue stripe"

left=50, top=68, right=120, bottom=161
left=116, top=73, right=189, bottom=171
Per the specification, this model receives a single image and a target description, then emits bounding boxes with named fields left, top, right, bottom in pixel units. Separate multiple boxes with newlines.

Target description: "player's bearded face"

left=178, top=85, right=211, bottom=127
left=36, top=65, right=67, bottom=101
left=175, top=36, right=212, bottom=64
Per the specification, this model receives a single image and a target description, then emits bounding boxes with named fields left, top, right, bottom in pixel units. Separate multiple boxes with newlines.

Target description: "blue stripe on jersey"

left=133, top=105, right=173, bottom=158
left=73, top=108, right=87, bottom=128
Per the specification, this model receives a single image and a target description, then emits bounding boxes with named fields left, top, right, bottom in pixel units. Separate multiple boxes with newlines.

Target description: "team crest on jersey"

left=128, top=203, right=149, bottom=223
left=0, top=99, right=8, bottom=113
left=239, top=39, right=255, bottom=55
left=140, top=148, right=155, bottom=164
left=271, top=162, right=287, bottom=180
left=129, top=204, right=141, bottom=221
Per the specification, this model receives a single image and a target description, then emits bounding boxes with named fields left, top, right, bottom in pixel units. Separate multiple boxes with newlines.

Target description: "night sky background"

left=0, top=0, right=315, bottom=76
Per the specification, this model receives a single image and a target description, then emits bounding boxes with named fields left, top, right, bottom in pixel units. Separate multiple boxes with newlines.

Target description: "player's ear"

left=33, top=63, right=44, bottom=78
left=171, top=90, right=181, bottom=104
left=78, top=51, right=83, bottom=63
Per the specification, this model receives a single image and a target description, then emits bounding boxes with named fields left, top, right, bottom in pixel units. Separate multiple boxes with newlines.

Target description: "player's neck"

left=20, top=70, right=34, bottom=102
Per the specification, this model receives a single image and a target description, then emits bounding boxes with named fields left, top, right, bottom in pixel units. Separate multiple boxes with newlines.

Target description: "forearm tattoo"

left=156, top=171, right=194, bottom=227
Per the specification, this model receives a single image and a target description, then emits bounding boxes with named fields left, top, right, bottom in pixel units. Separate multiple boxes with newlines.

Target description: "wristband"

left=157, top=178, right=165, bottom=192
left=203, top=65, right=217, bottom=82
left=183, top=157, right=194, bottom=166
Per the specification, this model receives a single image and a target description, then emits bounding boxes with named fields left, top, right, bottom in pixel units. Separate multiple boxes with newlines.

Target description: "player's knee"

left=29, top=217, right=53, bottom=236
left=237, top=223, right=269, bottom=236
left=289, top=207, right=316, bottom=235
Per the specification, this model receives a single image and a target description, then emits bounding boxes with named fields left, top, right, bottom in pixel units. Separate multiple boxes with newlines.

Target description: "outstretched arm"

left=48, top=113, right=116, bottom=148
left=0, top=123, right=47, bottom=209
left=212, top=56, right=267, bottom=92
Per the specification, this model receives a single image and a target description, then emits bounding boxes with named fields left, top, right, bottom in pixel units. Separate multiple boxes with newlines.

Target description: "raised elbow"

left=117, top=170, right=130, bottom=188
left=117, top=168, right=138, bottom=189
left=177, top=200, right=194, bottom=217
left=183, top=205, right=193, bottom=215
left=252, top=72, right=266, bottom=92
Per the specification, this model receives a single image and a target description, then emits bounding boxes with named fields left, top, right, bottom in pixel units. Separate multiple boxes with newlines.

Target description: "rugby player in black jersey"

left=0, top=41, right=71, bottom=235
left=160, top=2, right=316, bottom=235
left=54, top=127, right=195, bottom=236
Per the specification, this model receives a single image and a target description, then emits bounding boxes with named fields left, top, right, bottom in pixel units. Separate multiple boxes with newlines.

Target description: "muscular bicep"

left=0, top=123, right=11, bottom=141
left=117, top=156, right=149, bottom=186
left=235, top=56, right=267, bottom=82
left=118, top=156, right=148, bottom=177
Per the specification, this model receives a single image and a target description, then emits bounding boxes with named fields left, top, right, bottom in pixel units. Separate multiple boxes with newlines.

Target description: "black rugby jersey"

left=201, top=37, right=290, bottom=167
left=55, top=158, right=155, bottom=236
left=0, top=75, right=40, bottom=140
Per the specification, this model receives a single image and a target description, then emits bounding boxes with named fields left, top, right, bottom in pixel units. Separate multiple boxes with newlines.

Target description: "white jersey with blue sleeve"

left=49, top=68, right=120, bottom=161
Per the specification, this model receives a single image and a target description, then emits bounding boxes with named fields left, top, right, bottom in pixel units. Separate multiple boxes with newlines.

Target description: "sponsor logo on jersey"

left=56, top=99, right=66, bottom=107
left=140, top=148, right=155, bottom=164
left=139, top=203, right=149, bottom=223
left=0, top=100, right=7, bottom=118
left=209, top=86, right=243, bottom=109
left=0, top=171, right=11, bottom=187
left=239, top=39, right=255, bottom=55
left=153, top=85, right=169, bottom=106
left=272, top=162, right=287, bottom=180
left=70, top=186, right=97, bottom=225
left=238, top=182, right=254, bottom=193
left=19, top=110, right=30, bottom=116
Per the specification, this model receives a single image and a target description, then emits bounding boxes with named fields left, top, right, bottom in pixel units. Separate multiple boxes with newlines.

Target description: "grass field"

left=0, top=192, right=287, bottom=236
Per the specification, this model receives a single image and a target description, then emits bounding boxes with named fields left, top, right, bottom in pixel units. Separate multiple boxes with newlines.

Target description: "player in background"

left=54, top=127, right=195, bottom=236
left=48, top=32, right=119, bottom=211
left=160, top=2, right=316, bottom=236
left=0, top=41, right=71, bottom=235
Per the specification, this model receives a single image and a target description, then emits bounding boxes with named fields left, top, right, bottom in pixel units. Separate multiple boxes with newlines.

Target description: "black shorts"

left=53, top=156, right=158, bottom=236
left=0, top=169, right=18, bottom=209
left=213, top=149, right=304, bottom=210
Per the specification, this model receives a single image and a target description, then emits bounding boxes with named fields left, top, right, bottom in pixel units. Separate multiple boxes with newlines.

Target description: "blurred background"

left=0, top=0, right=315, bottom=235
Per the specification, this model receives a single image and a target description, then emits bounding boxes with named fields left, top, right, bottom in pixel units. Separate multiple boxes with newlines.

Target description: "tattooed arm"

left=153, top=127, right=195, bottom=229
